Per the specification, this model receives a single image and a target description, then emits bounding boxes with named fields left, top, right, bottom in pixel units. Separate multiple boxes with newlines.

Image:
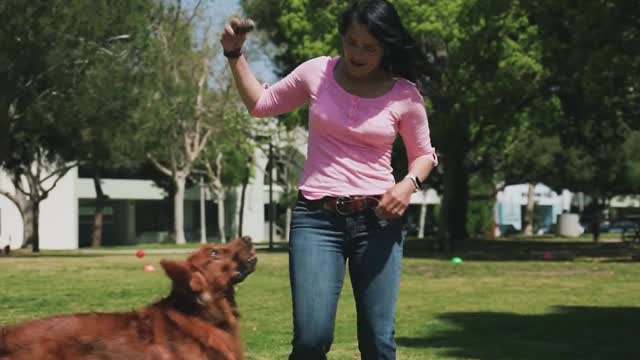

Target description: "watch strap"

left=404, top=174, right=421, bottom=191
left=223, top=48, right=242, bottom=58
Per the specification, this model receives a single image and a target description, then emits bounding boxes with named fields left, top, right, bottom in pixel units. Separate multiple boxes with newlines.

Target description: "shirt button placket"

left=348, top=97, right=357, bottom=123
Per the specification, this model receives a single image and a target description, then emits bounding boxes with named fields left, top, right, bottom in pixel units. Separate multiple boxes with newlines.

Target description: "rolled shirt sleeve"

left=397, top=91, right=438, bottom=167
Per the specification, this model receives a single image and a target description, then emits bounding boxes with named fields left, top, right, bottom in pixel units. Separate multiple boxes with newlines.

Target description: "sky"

left=190, top=0, right=278, bottom=83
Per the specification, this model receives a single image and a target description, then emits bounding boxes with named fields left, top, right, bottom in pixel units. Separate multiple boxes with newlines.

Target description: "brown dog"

left=0, top=236, right=257, bottom=360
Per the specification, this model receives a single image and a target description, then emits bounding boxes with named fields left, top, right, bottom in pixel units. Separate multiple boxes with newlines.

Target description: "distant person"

left=584, top=203, right=603, bottom=242
left=221, top=1, right=437, bottom=359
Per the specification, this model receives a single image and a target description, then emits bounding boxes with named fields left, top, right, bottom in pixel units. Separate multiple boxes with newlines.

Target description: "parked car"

left=498, top=224, right=519, bottom=236
left=580, top=221, right=610, bottom=233
left=607, top=220, right=638, bottom=233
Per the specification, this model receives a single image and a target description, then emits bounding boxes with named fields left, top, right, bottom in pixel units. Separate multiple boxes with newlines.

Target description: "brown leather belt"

left=298, top=192, right=381, bottom=215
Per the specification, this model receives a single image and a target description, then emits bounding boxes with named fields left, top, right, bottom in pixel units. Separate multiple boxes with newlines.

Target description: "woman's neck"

left=337, top=58, right=391, bottom=84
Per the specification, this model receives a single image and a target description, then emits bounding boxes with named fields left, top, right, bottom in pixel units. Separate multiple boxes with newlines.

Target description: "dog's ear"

left=161, top=260, right=208, bottom=293
left=160, top=260, right=190, bottom=286
left=189, top=272, right=207, bottom=292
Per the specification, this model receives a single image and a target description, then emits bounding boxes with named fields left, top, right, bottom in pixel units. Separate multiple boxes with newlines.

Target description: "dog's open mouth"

left=234, top=255, right=257, bottom=283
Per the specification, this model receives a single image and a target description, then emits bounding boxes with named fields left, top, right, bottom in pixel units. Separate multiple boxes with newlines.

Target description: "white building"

left=495, top=183, right=573, bottom=232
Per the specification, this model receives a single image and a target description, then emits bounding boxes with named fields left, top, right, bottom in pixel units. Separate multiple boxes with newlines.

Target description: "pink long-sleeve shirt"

left=251, top=56, right=437, bottom=200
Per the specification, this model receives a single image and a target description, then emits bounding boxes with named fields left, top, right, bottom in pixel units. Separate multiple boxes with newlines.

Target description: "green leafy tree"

left=65, top=1, right=159, bottom=247
left=199, top=96, right=255, bottom=243
left=523, top=0, right=639, bottom=240
left=134, top=5, right=218, bottom=244
left=623, top=131, right=640, bottom=194
left=0, top=0, right=157, bottom=251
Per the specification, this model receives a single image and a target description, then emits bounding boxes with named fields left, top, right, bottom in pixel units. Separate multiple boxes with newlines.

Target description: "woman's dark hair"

left=338, top=0, right=423, bottom=84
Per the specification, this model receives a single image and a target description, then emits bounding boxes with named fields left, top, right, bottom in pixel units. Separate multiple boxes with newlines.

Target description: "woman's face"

left=341, top=21, right=385, bottom=79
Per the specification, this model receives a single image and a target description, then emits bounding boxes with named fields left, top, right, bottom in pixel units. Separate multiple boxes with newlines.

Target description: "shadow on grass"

left=403, top=239, right=640, bottom=262
left=397, top=306, right=640, bottom=360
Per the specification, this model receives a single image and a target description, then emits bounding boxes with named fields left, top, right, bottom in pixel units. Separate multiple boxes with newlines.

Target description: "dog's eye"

left=210, top=249, right=218, bottom=257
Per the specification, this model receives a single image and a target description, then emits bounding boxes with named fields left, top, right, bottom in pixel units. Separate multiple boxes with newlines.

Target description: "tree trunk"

left=439, top=129, right=470, bottom=251
left=7, top=162, right=74, bottom=252
left=238, top=172, right=249, bottom=238
left=215, top=189, right=226, bottom=244
left=0, top=100, right=8, bottom=161
left=199, top=178, right=207, bottom=244
left=285, top=207, right=292, bottom=242
left=174, top=174, right=187, bottom=244
left=32, top=202, right=40, bottom=252
left=523, top=182, right=535, bottom=236
left=418, top=202, right=427, bottom=239
left=91, top=175, right=106, bottom=247
left=13, top=191, right=33, bottom=248
left=591, top=197, right=602, bottom=243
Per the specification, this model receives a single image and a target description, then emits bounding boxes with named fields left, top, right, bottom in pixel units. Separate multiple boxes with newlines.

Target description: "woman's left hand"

left=375, top=179, right=415, bottom=219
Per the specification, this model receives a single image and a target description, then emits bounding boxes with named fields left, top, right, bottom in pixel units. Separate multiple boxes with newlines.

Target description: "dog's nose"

left=241, top=236, right=252, bottom=245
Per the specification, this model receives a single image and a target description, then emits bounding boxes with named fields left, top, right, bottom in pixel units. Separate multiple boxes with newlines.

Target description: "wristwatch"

left=223, top=48, right=243, bottom=59
left=404, top=174, right=422, bottom=191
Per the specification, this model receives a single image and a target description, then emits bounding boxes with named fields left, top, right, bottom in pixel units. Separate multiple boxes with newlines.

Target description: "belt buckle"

left=335, top=196, right=353, bottom=215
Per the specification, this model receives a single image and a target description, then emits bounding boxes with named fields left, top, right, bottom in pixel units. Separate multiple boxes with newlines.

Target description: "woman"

left=220, top=1, right=437, bottom=359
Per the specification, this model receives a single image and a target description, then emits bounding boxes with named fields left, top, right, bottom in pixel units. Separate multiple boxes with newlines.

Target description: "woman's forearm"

left=228, top=55, right=264, bottom=113
left=407, top=155, right=435, bottom=183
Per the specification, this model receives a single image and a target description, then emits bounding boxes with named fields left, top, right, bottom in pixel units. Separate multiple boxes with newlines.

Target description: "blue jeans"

left=288, top=198, right=404, bottom=360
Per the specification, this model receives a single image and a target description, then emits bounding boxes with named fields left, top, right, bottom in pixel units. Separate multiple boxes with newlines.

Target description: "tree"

left=272, top=127, right=306, bottom=243
left=134, top=5, right=217, bottom=244
left=200, top=100, right=255, bottom=243
left=0, top=0, right=157, bottom=251
left=523, top=0, right=640, bottom=240
left=64, top=1, right=159, bottom=247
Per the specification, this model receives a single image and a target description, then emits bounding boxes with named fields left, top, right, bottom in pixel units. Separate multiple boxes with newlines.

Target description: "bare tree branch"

left=39, top=162, right=77, bottom=184
left=14, top=173, right=29, bottom=197
left=195, top=128, right=213, bottom=158
left=171, top=0, right=183, bottom=35
left=187, top=0, right=204, bottom=26
left=147, top=153, right=172, bottom=176
left=39, top=165, right=76, bottom=199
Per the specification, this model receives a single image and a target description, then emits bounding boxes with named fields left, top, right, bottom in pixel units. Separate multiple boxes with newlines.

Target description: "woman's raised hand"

left=220, top=18, right=254, bottom=52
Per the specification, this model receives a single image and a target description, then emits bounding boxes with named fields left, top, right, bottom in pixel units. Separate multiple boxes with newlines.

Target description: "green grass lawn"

left=1, top=247, right=639, bottom=359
